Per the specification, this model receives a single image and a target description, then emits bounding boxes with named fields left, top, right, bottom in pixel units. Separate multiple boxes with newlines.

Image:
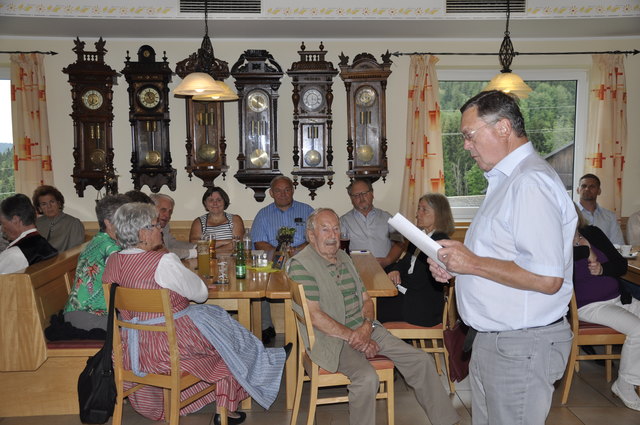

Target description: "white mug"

left=620, top=245, right=632, bottom=257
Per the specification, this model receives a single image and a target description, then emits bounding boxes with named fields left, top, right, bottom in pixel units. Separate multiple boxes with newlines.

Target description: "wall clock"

left=339, top=51, right=392, bottom=182
left=62, top=37, right=118, bottom=197
left=231, top=49, right=284, bottom=201
left=287, top=42, right=339, bottom=200
left=175, top=41, right=233, bottom=187
left=121, top=45, right=176, bottom=192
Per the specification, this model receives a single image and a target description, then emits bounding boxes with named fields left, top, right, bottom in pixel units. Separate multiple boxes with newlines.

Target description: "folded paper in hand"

left=388, top=213, right=456, bottom=276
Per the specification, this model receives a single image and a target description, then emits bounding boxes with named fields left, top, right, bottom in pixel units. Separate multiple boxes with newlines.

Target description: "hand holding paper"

left=387, top=213, right=457, bottom=276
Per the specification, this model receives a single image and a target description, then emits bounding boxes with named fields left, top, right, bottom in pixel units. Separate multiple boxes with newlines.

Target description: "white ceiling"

left=0, top=0, right=639, bottom=40
left=1, top=15, right=640, bottom=40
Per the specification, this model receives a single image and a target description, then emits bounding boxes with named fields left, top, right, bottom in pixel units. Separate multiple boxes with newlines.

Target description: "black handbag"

left=78, top=283, right=118, bottom=424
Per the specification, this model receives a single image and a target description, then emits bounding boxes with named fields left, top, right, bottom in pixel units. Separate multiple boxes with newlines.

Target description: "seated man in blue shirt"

left=251, top=176, right=313, bottom=343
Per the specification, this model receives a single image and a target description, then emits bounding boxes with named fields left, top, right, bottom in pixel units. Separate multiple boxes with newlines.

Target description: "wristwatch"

left=364, top=317, right=377, bottom=328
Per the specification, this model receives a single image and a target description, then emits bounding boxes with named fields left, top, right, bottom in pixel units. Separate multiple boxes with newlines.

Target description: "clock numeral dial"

left=138, top=87, right=161, bottom=109
left=82, top=89, right=103, bottom=110
left=302, top=88, right=323, bottom=111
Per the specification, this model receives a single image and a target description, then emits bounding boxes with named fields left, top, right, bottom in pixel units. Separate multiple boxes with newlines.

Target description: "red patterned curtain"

left=399, top=55, right=444, bottom=218
left=10, top=53, right=54, bottom=194
left=584, top=54, right=627, bottom=215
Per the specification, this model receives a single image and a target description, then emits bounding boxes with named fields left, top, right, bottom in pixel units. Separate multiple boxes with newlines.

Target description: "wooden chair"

left=103, top=284, right=228, bottom=425
left=382, top=285, right=456, bottom=394
left=560, top=291, right=626, bottom=404
left=288, top=278, right=395, bottom=425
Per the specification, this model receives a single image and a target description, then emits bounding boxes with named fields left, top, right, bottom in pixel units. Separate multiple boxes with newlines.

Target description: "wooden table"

left=183, top=257, right=268, bottom=338
left=622, top=247, right=640, bottom=285
left=265, top=252, right=397, bottom=409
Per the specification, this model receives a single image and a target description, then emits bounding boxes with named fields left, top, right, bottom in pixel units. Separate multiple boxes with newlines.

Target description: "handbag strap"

left=103, top=283, right=118, bottom=354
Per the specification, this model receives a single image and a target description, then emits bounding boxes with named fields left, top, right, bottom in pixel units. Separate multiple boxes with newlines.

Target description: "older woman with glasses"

left=189, top=187, right=245, bottom=253
left=32, top=185, right=85, bottom=252
left=103, top=202, right=288, bottom=425
left=377, top=193, right=455, bottom=327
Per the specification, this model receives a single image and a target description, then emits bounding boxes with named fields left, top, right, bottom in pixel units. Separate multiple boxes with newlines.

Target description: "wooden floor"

left=2, top=337, right=639, bottom=425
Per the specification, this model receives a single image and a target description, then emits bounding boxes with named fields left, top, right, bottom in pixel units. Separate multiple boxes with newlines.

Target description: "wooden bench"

left=0, top=242, right=103, bottom=417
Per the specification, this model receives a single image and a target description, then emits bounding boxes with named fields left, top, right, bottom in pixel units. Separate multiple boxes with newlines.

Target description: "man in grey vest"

left=287, top=208, right=459, bottom=425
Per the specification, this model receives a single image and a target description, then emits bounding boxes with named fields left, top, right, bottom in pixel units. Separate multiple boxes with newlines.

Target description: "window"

left=0, top=74, right=15, bottom=201
left=438, top=69, right=588, bottom=219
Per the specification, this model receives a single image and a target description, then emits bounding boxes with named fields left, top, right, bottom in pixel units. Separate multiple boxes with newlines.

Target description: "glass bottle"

left=235, top=240, right=246, bottom=279
left=243, top=228, right=252, bottom=253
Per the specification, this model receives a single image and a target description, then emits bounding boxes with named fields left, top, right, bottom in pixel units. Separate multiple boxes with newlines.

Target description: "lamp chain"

left=204, top=0, right=209, bottom=36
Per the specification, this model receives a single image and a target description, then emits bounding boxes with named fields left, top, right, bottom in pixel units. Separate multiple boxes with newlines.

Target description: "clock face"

left=302, top=88, right=323, bottom=111
left=247, top=91, right=268, bottom=113
left=138, top=87, right=161, bottom=109
left=82, top=89, right=103, bottom=110
left=356, top=87, right=377, bottom=107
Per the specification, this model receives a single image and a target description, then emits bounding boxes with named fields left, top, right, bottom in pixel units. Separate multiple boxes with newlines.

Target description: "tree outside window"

left=439, top=74, right=581, bottom=216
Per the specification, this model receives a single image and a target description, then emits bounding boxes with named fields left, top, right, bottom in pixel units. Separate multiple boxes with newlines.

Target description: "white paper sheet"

left=388, top=212, right=456, bottom=276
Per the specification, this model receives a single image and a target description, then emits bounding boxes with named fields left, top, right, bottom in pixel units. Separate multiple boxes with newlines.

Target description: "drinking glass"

left=340, top=231, right=350, bottom=254
left=196, top=240, right=211, bottom=278
left=216, top=254, right=231, bottom=284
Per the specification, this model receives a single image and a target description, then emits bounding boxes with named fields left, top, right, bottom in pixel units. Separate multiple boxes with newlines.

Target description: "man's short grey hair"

left=346, top=178, right=373, bottom=195
left=112, top=202, right=157, bottom=249
left=96, top=194, right=131, bottom=232
left=305, top=208, right=340, bottom=241
left=149, top=193, right=175, bottom=207
left=270, top=175, right=294, bottom=190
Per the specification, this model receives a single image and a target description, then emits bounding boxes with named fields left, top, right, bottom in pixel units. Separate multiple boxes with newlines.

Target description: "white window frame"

left=438, top=68, right=589, bottom=220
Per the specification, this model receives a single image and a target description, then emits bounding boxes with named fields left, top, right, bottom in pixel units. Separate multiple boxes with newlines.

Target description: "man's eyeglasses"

left=349, top=190, right=372, bottom=198
left=142, top=223, right=162, bottom=230
left=459, top=120, right=497, bottom=143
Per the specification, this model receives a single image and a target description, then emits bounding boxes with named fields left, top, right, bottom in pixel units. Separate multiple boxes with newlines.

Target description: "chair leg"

left=306, top=377, right=319, bottom=425
left=290, top=367, right=305, bottom=425
left=605, top=344, right=613, bottom=382
left=219, top=406, right=228, bottom=425
left=560, top=341, right=579, bottom=404
left=386, top=373, right=395, bottom=425
left=168, top=387, right=181, bottom=425
left=112, top=391, right=125, bottom=425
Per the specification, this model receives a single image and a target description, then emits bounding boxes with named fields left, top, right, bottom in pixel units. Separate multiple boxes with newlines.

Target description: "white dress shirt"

left=0, top=229, right=38, bottom=274
left=457, top=142, right=577, bottom=332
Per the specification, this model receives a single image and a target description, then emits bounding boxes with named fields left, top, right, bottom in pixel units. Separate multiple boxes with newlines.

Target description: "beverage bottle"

left=235, top=240, right=247, bottom=279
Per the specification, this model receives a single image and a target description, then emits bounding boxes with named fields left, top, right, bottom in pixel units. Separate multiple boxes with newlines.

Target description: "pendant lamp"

left=483, top=0, right=532, bottom=99
left=173, top=0, right=237, bottom=101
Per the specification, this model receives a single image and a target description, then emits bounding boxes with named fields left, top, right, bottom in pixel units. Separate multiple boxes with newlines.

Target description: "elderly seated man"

left=150, top=193, right=196, bottom=259
left=0, top=194, right=58, bottom=273
left=287, top=208, right=459, bottom=425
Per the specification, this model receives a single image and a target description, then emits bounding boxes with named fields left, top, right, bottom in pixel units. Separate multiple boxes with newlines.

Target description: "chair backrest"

left=103, top=283, right=181, bottom=378
left=288, top=276, right=316, bottom=355
left=567, top=291, right=580, bottom=333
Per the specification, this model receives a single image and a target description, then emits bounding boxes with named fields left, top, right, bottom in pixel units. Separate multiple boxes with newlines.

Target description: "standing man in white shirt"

left=150, top=193, right=196, bottom=260
left=577, top=173, right=625, bottom=245
left=340, top=178, right=403, bottom=269
left=429, top=90, right=576, bottom=425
